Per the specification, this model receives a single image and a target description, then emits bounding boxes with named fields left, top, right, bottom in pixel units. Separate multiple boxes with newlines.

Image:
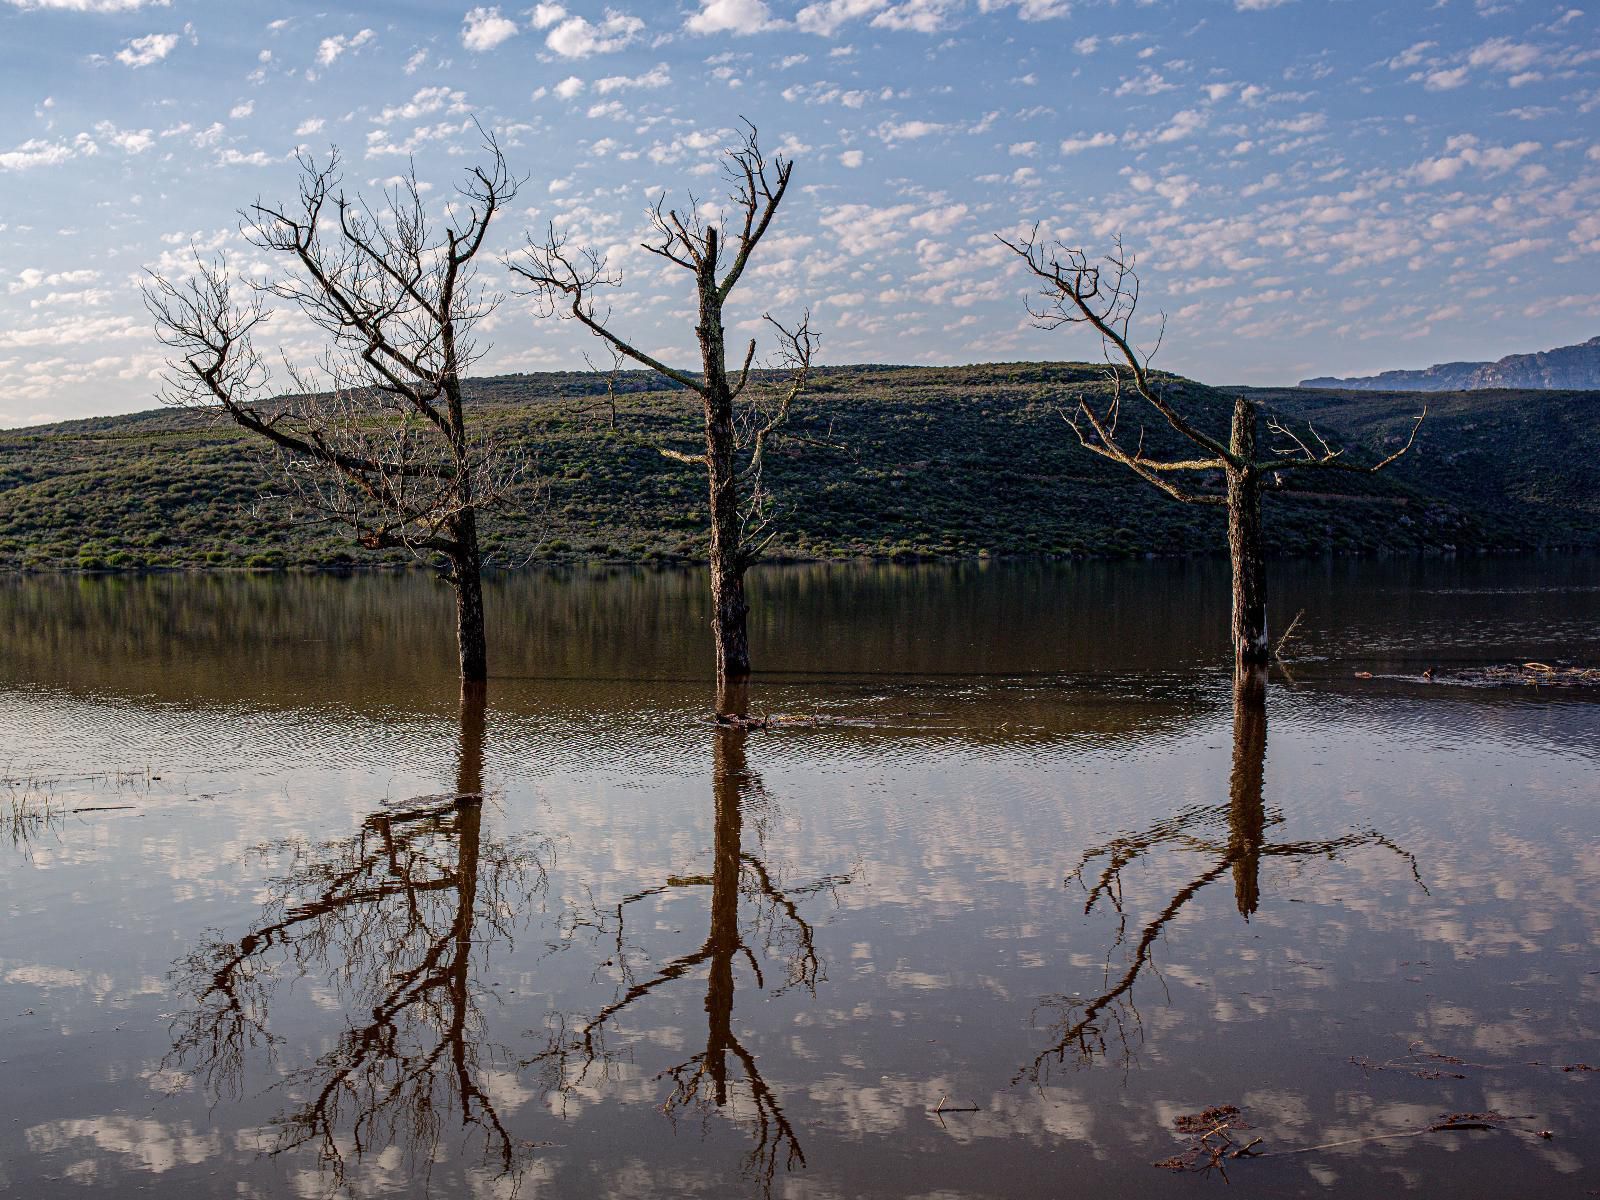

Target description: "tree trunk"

left=449, top=510, right=488, bottom=685
left=1226, top=396, right=1268, bottom=670
left=696, top=231, right=752, bottom=692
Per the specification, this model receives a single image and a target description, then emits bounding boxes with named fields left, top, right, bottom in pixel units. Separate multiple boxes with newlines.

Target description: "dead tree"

left=509, top=122, right=816, bottom=698
left=997, top=229, right=1424, bottom=671
left=145, top=143, right=526, bottom=683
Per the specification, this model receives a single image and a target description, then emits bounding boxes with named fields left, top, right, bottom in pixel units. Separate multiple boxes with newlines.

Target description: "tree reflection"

left=1024, top=669, right=1425, bottom=1080
left=167, top=684, right=553, bottom=1192
left=528, top=683, right=849, bottom=1194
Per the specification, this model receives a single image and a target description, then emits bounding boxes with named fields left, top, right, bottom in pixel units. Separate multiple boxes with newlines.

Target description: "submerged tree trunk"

left=449, top=509, right=488, bottom=685
left=1226, top=396, right=1269, bottom=670
left=698, top=233, right=752, bottom=694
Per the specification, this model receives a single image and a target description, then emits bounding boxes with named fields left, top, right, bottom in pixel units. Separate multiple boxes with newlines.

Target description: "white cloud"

left=594, top=63, right=669, bottom=93
left=114, top=31, right=178, bottom=67
left=1420, top=66, right=1469, bottom=90
left=876, top=118, right=945, bottom=142
left=1060, top=131, right=1117, bottom=154
left=795, top=0, right=885, bottom=35
left=839, top=148, right=864, bottom=167
left=0, top=138, right=75, bottom=170
left=1467, top=37, right=1542, bottom=73
left=545, top=9, right=643, bottom=57
left=685, top=0, right=781, bottom=34
left=315, top=28, right=374, bottom=67
left=869, top=0, right=959, bottom=33
left=977, top=0, right=1070, bottom=18
left=530, top=2, right=567, bottom=28
left=217, top=148, right=273, bottom=166
left=229, top=100, right=254, bottom=119
left=6, top=0, right=169, bottom=9
left=1151, top=107, right=1207, bottom=144
left=373, top=86, right=469, bottom=124
left=8, top=268, right=97, bottom=294
left=294, top=117, right=325, bottom=136
left=554, top=75, right=585, bottom=99
left=1412, top=134, right=1540, bottom=182
left=461, top=6, right=519, bottom=52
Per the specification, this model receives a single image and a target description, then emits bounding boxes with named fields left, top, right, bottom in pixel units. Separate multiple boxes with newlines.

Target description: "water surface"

left=1, top=558, right=1597, bottom=1198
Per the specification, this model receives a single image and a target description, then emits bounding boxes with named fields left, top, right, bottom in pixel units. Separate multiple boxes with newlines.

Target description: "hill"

left=0, top=363, right=1594, bottom=572
left=1301, top=334, right=1600, bottom=392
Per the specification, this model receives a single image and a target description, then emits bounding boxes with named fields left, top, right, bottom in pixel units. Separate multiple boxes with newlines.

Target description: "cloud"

left=593, top=63, right=669, bottom=94
left=876, top=118, right=946, bottom=142
left=869, top=0, right=959, bottom=32
left=315, top=28, right=374, bottom=67
left=529, top=2, right=567, bottom=27
left=461, top=6, right=518, bottom=52
left=1419, top=66, right=1469, bottom=90
left=795, top=0, right=885, bottom=35
left=544, top=9, right=643, bottom=57
left=839, top=148, right=864, bottom=167
left=553, top=75, right=584, bottom=99
left=1060, top=131, right=1117, bottom=154
left=114, top=31, right=178, bottom=67
left=977, top=0, right=1071, bottom=18
left=685, top=0, right=782, bottom=34
left=8, top=268, right=98, bottom=294
left=1151, top=107, right=1207, bottom=144
left=0, top=138, right=75, bottom=170
left=1412, top=134, right=1540, bottom=182
left=373, top=86, right=470, bottom=124
left=1467, top=37, right=1542, bottom=73
left=6, top=0, right=168, bottom=9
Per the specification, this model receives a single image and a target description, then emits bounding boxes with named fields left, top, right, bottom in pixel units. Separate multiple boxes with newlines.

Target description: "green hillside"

left=0, top=364, right=1592, bottom=572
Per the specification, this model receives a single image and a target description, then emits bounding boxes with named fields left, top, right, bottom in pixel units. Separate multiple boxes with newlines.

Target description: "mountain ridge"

left=1301, top=334, right=1600, bottom=392
left=1, top=363, right=1595, bottom=571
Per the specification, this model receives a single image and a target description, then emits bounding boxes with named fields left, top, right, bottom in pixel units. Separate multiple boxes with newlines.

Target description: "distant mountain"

left=1301, top=334, right=1600, bottom=392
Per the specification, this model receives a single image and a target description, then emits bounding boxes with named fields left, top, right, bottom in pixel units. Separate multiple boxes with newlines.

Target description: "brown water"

left=1, top=558, right=1597, bottom=1198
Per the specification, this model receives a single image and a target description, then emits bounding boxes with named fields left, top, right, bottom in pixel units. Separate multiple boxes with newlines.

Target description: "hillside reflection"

left=1024, top=669, right=1427, bottom=1079
left=167, top=686, right=554, bottom=1191
left=528, top=686, right=850, bottom=1194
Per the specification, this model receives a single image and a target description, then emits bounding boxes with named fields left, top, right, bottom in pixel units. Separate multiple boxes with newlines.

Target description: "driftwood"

left=1155, top=1105, right=1524, bottom=1177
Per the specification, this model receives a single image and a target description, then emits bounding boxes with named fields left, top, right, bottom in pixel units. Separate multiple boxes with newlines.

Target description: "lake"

left=2, top=557, right=1597, bottom=1198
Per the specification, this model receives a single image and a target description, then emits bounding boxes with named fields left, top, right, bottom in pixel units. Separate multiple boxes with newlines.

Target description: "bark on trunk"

left=1226, top=396, right=1269, bottom=670
left=697, top=229, right=752, bottom=691
left=449, top=510, right=488, bottom=685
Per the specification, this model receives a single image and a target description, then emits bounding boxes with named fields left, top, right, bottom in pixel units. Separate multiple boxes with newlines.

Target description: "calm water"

left=1, top=558, right=1597, bottom=1198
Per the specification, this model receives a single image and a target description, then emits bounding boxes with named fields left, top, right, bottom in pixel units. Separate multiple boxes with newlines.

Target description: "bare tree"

left=997, top=229, right=1424, bottom=672
left=509, top=122, right=816, bottom=701
left=145, top=142, right=526, bottom=683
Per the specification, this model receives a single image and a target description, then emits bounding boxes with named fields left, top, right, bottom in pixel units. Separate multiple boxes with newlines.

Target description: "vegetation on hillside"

left=0, top=364, right=1591, bottom=573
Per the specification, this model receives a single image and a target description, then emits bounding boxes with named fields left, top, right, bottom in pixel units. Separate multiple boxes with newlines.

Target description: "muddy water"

left=1, top=557, right=1596, bottom=1198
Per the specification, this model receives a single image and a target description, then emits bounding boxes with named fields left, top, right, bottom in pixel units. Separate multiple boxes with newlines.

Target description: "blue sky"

left=0, top=0, right=1596, bottom=425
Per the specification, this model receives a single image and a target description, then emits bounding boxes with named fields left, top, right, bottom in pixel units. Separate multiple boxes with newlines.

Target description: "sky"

left=0, top=0, right=1596, bottom=426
